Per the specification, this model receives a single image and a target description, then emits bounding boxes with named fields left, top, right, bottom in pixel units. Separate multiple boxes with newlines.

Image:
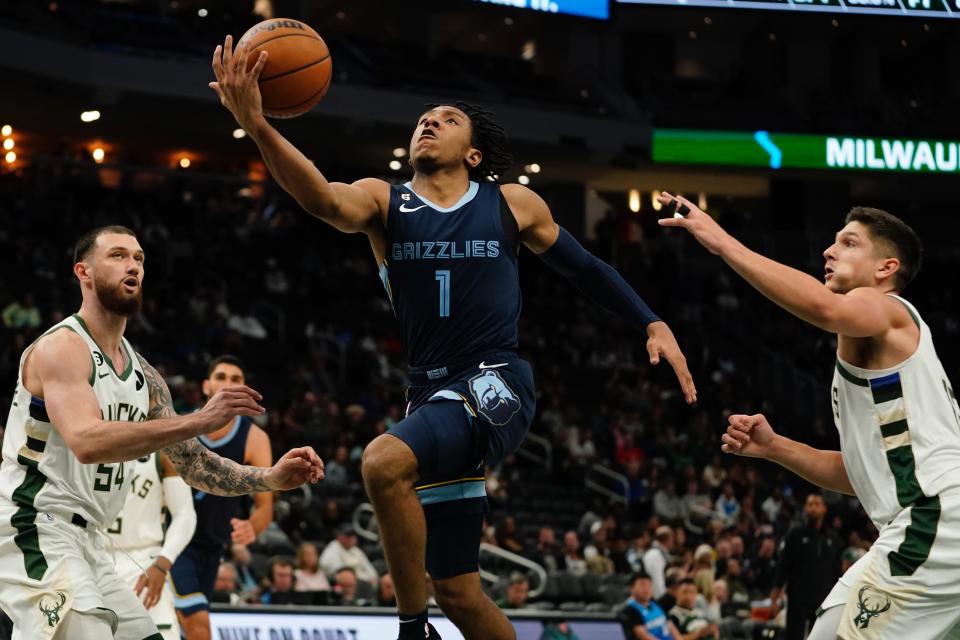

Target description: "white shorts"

left=0, top=507, right=160, bottom=640
left=818, top=490, right=960, bottom=640
left=112, top=547, right=180, bottom=640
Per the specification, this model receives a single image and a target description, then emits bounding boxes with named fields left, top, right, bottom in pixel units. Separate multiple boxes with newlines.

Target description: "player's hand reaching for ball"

left=645, top=321, right=697, bottom=404
left=721, top=413, right=778, bottom=458
left=656, top=192, right=733, bottom=256
left=209, top=34, right=268, bottom=132
left=198, top=385, right=265, bottom=431
left=265, top=447, right=325, bottom=491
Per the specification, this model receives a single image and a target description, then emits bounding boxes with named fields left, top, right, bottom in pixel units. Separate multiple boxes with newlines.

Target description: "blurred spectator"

left=531, top=527, right=563, bottom=572
left=212, top=562, right=241, bottom=605
left=294, top=542, right=331, bottom=592
left=668, top=578, right=718, bottom=640
left=743, top=536, right=778, bottom=596
left=324, top=445, right=351, bottom=487
left=642, top=526, right=674, bottom=599
left=723, top=559, right=750, bottom=607
left=619, top=573, right=682, bottom=640
left=228, top=543, right=261, bottom=596
left=495, top=516, right=525, bottom=554
left=584, top=521, right=615, bottom=576
left=562, top=531, right=588, bottom=577
left=654, top=479, right=683, bottom=525
left=701, top=455, right=726, bottom=491
left=260, top=557, right=296, bottom=604
left=842, top=530, right=868, bottom=572
left=680, top=480, right=714, bottom=533
left=334, top=567, right=360, bottom=606
left=761, top=486, right=783, bottom=525
left=625, top=530, right=651, bottom=574
left=320, top=524, right=378, bottom=584
left=377, top=573, right=396, bottom=607
left=657, top=568, right=684, bottom=613
left=496, top=572, right=530, bottom=609
left=771, top=493, right=842, bottom=640
left=2, top=294, right=40, bottom=330
left=714, top=483, right=740, bottom=526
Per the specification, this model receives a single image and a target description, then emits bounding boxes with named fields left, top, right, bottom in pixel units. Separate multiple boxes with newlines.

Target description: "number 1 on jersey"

left=435, top=270, right=451, bottom=318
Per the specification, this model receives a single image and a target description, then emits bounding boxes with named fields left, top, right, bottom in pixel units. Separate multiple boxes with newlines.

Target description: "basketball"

left=237, top=18, right=332, bottom=119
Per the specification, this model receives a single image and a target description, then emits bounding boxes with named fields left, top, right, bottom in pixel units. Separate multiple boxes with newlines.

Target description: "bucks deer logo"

left=38, top=591, right=66, bottom=627
left=854, top=585, right=891, bottom=629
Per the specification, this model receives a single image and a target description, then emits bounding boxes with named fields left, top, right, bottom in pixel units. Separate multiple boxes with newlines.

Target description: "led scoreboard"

left=619, top=0, right=958, bottom=18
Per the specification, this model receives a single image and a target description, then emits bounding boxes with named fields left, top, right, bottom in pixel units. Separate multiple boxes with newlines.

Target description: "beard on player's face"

left=93, top=272, right=142, bottom=316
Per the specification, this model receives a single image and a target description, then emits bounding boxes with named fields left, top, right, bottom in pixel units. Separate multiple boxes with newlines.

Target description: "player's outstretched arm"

left=656, top=192, right=905, bottom=338
left=505, top=183, right=697, bottom=404
left=208, top=35, right=384, bottom=233
left=137, top=359, right=324, bottom=496
left=722, top=413, right=855, bottom=495
left=31, top=331, right=262, bottom=464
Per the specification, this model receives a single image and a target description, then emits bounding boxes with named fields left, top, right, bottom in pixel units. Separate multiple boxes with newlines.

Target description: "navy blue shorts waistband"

left=407, top=350, right=518, bottom=387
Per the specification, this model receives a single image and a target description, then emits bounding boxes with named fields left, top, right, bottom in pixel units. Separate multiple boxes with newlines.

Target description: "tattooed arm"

left=141, top=355, right=325, bottom=495
left=30, top=329, right=261, bottom=464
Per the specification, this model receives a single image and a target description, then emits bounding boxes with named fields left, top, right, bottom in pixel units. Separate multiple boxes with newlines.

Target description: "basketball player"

left=106, top=452, right=197, bottom=640
left=171, top=355, right=273, bottom=640
left=0, top=225, right=324, bottom=640
left=658, top=193, right=960, bottom=639
left=210, top=36, right=696, bottom=640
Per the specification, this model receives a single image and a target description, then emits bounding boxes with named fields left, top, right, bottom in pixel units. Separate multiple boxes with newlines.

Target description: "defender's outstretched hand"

left=209, top=34, right=268, bottom=132
left=266, top=447, right=324, bottom=491
left=657, top=192, right=732, bottom=255
left=721, top=414, right=777, bottom=458
left=646, top=321, right=697, bottom=404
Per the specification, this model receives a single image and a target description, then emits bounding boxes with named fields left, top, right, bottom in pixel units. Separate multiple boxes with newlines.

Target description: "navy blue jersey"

left=188, top=416, right=252, bottom=548
left=380, top=181, right=521, bottom=367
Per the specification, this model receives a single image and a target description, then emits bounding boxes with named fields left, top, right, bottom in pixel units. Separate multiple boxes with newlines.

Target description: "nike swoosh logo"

left=399, top=204, right=427, bottom=213
left=478, top=362, right=508, bottom=369
left=98, top=372, right=110, bottom=379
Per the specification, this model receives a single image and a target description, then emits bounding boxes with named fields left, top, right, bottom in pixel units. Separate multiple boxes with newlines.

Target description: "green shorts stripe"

left=11, top=455, right=49, bottom=580
left=142, top=634, right=164, bottom=640
left=889, top=495, right=941, bottom=577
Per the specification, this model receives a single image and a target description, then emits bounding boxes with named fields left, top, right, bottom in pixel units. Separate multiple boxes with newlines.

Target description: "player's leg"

left=89, top=543, right=163, bottom=640
left=52, top=609, right=116, bottom=640
left=361, top=433, right=428, bottom=615
left=170, top=545, right=214, bottom=640
left=428, top=515, right=514, bottom=640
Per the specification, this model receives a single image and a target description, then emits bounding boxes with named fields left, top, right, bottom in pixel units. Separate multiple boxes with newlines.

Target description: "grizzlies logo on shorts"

left=468, top=370, right=521, bottom=425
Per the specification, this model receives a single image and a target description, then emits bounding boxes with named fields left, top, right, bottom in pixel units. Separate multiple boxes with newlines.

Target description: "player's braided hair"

left=426, top=101, right=512, bottom=182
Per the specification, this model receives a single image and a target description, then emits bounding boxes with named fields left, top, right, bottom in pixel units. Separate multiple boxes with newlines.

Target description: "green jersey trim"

left=72, top=314, right=134, bottom=381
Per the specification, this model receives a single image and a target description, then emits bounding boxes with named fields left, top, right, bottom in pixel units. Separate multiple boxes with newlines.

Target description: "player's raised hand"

left=721, top=413, right=777, bottom=458
left=209, top=34, right=268, bottom=132
left=646, top=321, right=697, bottom=404
left=198, top=385, right=265, bottom=430
left=266, top=447, right=325, bottom=491
left=656, top=192, right=732, bottom=255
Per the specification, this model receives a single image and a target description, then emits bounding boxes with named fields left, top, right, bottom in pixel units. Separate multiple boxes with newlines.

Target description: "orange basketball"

left=238, top=18, right=332, bottom=119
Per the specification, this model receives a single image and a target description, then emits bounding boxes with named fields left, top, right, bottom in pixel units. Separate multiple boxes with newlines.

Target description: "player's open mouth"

left=419, top=131, right=437, bottom=141
left=123, top=277, right=138, bottom=290
left=824, top=266, right=834, bottom=280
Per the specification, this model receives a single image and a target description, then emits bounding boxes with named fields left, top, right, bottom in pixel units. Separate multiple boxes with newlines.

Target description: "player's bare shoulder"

left=22, top=327, right=92, bottom=396
left=500, top=183, right=557, bottom=252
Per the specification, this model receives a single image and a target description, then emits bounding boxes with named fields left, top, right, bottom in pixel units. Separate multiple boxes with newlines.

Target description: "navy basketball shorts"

left=170, top=543, right=222, bottom=616
left=388, top=350, right=536, bottom=580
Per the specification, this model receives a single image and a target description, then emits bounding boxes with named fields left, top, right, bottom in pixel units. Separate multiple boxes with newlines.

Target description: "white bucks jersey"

left=106, top=452, right=164, bottom=551
left=0, top=314, right=149, bottom=529
left=832, top=295, right=960, bottom=530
